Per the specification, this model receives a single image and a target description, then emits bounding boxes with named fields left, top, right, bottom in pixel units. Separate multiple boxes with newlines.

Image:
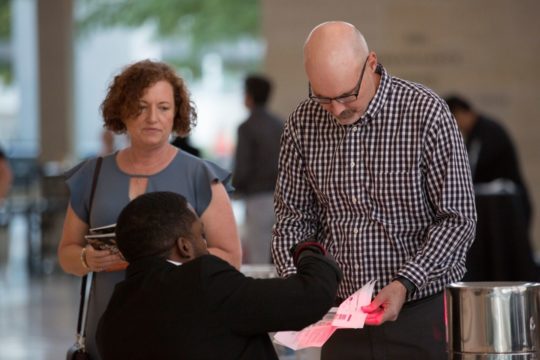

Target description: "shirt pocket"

left=368, top=169, right=428, bottom=227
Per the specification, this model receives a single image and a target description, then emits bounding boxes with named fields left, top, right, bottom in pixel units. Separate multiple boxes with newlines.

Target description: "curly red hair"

left=101, top=59, right=197, bottom=136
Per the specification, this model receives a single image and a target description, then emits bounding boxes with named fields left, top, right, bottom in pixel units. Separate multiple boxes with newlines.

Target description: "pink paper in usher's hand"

left=331, top=280, right=376, bottom=328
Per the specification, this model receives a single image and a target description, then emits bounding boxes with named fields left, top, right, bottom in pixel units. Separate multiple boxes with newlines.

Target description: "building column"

left=37, top=0, right=73, bottom=164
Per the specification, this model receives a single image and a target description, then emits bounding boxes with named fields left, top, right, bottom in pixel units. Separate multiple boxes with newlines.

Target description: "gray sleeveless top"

left=65, top=151, right=233, bottom=360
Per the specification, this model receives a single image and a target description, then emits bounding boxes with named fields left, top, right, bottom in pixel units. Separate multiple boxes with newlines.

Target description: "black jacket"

left=96, top=253, right=340, bottom=359
left=467, top=115, right=532, bottom=225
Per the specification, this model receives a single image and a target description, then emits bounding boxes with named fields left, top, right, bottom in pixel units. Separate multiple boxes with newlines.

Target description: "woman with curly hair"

left=58, top=60, right=242, bottom=359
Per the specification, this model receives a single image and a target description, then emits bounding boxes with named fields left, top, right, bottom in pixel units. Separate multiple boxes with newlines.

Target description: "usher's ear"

left=176, top=237, right=196, bottom=262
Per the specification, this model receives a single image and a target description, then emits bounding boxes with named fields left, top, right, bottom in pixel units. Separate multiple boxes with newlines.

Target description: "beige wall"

left=262, top=0, right=540, bottom=252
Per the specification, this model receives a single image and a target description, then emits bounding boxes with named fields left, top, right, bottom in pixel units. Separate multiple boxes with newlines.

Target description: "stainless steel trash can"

left=446, top=282, right=540, bottom=359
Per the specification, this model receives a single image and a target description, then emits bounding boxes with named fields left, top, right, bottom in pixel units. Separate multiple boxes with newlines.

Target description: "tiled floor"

left=0, top=215, right=80, bottom=360
left=0, top=215, right=320, bottom=360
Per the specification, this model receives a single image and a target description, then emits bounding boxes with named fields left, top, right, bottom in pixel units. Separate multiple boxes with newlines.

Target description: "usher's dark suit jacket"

left=96, top=253, right=340, bottom=360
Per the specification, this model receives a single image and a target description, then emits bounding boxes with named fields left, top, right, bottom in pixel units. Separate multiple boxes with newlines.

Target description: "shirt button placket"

left=351, top=132, right=357, bottom=207
left=355, top=124, right=368, bottom=208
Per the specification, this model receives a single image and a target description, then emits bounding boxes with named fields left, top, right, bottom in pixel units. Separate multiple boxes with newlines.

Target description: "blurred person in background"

left=0, top=146, right=12, bottom=203
left=445, top=94, right=533, bottom=229
left=446, top=94, right=536, bottom=282
left=232, top=74, right=284, bottom=264
left=57, top=59, right=241, bottom=359
left=171, top=134, right=202, bottom=157
left=0, top=146, right=13, bottom=265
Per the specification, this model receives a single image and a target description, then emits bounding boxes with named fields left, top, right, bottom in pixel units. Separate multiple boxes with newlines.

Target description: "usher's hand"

left=361, top=280, right=407, bottom=325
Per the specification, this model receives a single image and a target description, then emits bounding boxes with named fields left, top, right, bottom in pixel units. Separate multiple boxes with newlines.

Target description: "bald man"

left=271, top=21, right=476, bottom=359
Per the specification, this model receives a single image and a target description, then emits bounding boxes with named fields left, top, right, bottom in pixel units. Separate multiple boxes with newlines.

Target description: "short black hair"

left=115, top=191, right=197, bottom=262
left=444, top=94, right=472, bottom=113
left=245, top=74, right=272, bottom=106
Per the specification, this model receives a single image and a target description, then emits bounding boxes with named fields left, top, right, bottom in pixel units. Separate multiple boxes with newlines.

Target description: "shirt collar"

left=126, top=256, right=175, bottom=278
left=360, top=63, right=392, bottom=123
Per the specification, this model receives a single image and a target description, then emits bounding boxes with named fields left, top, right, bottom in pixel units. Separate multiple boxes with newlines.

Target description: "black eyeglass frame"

left=308, top=57, right=369, bottom=105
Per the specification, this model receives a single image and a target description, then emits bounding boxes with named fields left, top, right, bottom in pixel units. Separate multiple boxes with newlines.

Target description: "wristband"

left=395, top=276, right=416, bottom=296
left=81, top=247, right=90, bottom=270
left=292, top=241, right=326, bottom=266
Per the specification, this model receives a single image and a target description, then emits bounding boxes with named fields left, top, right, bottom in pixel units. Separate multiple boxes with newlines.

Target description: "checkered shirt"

left=272, top=64, right=477, bottom=301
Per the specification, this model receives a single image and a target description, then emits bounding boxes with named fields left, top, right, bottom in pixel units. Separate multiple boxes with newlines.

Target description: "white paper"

left=331, top=279, right=376, bottom=328
left=273, top=280, right=376, bottom=350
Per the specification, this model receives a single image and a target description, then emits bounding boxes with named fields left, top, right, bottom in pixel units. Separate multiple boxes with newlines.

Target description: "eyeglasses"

left=308, top=57, right=369, bottom=105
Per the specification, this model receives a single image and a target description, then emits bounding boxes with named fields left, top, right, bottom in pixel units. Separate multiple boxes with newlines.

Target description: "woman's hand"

left=84, top=245, right=128, bottom=272
left=58, top=204, right=128, bottom=275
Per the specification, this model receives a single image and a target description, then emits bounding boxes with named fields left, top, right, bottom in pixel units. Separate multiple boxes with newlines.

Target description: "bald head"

left=303, top=22, right=378, bottom=124
left=304, top=21, right=369, bottom=80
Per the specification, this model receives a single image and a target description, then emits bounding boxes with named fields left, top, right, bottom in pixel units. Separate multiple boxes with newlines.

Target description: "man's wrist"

left=395, top=276, right=416, bottom=296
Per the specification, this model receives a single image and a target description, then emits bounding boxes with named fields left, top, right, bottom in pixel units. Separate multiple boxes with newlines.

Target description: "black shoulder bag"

left=66, top=157, right=102, bottom=360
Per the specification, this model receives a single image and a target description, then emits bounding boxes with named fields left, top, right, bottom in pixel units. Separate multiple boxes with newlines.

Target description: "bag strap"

left=75, top=274, right=88, bottom=337
left=76, top=156, right=103, bottom=338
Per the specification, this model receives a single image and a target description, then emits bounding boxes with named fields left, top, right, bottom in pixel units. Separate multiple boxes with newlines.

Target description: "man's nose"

left=327, top=100, right=347, bottom=116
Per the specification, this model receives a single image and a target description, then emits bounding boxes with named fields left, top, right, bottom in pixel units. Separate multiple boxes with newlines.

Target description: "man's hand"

left=361, top=280, right=407, bottom=325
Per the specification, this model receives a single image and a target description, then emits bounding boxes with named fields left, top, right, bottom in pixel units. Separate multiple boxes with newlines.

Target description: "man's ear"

left=176, top=237, right=195, bottom=261
left=367, top=51, right=378, bottom=72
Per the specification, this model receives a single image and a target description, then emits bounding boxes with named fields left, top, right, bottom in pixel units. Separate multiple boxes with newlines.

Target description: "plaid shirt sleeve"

left=396, top=102, right=477, bottom=290
left=271, top=116, right=321, bottom=277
